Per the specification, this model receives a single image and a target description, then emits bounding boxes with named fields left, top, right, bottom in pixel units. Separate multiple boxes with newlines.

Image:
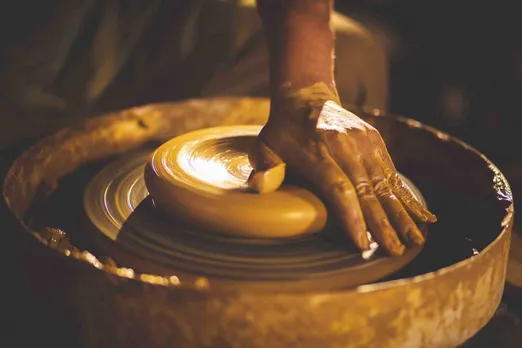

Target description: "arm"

left=256, top=0, right=337, bottom=106
left=250, top=0, right=436, bottom=255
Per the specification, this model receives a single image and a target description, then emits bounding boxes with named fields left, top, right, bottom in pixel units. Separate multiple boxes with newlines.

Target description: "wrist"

left=268, top=82, right=341, bottom=124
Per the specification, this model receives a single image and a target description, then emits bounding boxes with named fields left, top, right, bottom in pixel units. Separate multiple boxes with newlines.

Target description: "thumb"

left=247, top=136, right=286, bottom=193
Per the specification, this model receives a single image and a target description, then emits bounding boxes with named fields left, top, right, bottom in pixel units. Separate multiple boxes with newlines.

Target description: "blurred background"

left=1, top=0, right=522, bottom=346
left=337, top=0, right=521, bottom=166
left=1, top=0, right=520, bottom=164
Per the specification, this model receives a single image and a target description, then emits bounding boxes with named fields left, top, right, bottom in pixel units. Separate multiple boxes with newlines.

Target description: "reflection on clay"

left=176, top=138, right=253, bottom=190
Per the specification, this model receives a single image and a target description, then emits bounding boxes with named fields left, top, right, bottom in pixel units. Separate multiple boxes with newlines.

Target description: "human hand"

left=248, top=83, right=436, bottom=255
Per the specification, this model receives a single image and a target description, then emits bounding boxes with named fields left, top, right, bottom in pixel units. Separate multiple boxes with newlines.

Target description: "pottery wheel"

left=84, top=126, right=428, bottom=289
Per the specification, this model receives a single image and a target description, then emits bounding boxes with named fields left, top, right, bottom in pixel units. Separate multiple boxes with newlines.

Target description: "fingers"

left=365, top=159, right=425, bottom=246
left=304, top=156, right=370, bottom=251
left=368, top=131, right=436, bottom=223
left=373, top=151, right=437, bottom=223
left=247, top=137, right=286, bottom=193
left=328, top=137, right=405, bottom=255
left=388, top=171, right=437, bottom=223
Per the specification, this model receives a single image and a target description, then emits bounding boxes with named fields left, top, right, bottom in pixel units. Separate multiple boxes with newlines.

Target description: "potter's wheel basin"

left=2, top=98, right=513, bottom=347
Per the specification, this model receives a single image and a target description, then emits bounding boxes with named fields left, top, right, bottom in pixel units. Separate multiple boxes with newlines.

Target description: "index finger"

left=305, top=158, right=370, bottom=251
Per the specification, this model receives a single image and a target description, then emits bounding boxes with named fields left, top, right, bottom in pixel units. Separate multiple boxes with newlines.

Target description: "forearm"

left=256, top=0, right=337, bottom=107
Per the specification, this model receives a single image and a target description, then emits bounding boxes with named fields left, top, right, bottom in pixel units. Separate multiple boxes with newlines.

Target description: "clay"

left=144, top=125, right=328, bottom=238
left=247, top=137, right=286, bottom=193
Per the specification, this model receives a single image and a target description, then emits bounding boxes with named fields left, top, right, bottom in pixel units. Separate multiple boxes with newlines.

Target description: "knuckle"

left=387, top=172, right=402, bottom=187
left=330, top=180, right=355, bottom=196
left=378, top=217, right=392, bottom=228
left=372, top=176, right=394, bottom=198
left=354, top=179, right=374, bottom=198
left=316, top=142, right=331, bottom=158
left=391, top=209, right=404, bottom=221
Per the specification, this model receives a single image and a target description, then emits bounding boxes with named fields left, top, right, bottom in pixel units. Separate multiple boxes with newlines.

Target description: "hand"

left=248, top=83, right=436, bottom=255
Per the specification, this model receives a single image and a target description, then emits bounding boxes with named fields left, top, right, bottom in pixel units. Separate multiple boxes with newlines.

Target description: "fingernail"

left=357, top=232, right=370, bottom=250
left=393, top=238, right=405, bottom=252
left=417, top=209, right=437, bottom=223
left=389, top=243, right=405, bottom=256
left=409, top=228, right=425, bottom=245
left=425, top=213, right=437, bottom=223
left=385, top=232, right=405, bottom=256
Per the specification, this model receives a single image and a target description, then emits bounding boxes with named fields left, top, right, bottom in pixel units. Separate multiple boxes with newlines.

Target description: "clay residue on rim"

left=2, top=98, right=513, bottom=294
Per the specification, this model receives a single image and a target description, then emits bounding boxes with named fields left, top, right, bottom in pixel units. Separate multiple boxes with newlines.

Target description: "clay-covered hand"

left=248, top=83, right=437, bottom=255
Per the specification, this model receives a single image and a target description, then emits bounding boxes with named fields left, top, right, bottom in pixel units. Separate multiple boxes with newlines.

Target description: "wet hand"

left=248, top=83, right=437, bottom=255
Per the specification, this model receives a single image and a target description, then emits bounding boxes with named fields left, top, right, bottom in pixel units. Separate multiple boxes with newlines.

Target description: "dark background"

left=338, top=0, right=522, bottom=166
